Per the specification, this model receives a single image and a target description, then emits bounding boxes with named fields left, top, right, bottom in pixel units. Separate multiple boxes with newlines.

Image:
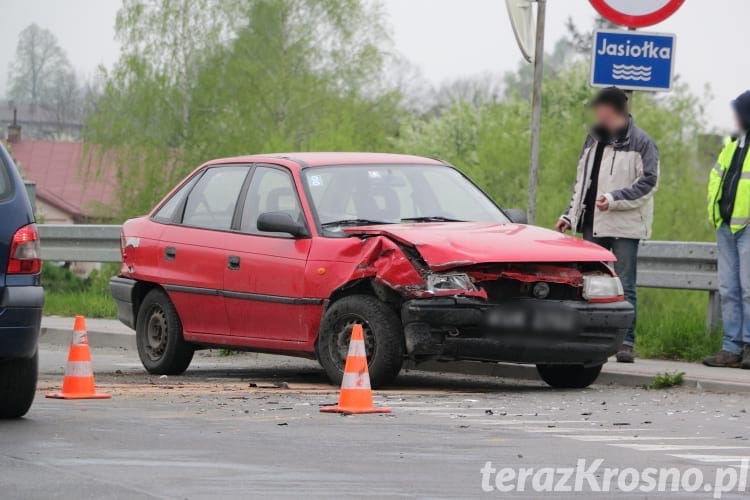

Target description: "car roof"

left=203, top=152, right=446, bottom=170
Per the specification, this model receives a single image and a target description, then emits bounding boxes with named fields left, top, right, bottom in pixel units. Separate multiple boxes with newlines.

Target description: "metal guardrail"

left=637, top=241, right=719, bottom=291
left=38, top=224, right=122, bottom=263
left=37, top=224, right=723, bottom=328
left=636, top=241, right=721, bottom=329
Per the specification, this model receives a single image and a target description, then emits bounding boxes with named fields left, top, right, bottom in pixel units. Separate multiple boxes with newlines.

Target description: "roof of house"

left=9, top=140, right=117, bottom=220
left=1, top=101, right=83, bottom=127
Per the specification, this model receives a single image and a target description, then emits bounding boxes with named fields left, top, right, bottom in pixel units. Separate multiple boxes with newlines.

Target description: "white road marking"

left=461, top=419, right=595, bottom=426
left=526, top=427, right=655, bottom=434
left=389, top=400, right=749, bottom=470
left=613, top=444, right=750, bottom=452
left=668, top=454, right=750, bottom=464
left=566, top=435, right=714, bottom=442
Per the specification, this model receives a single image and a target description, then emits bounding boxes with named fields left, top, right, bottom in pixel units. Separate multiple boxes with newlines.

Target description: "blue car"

left=0, top=142, right=43, bottom=418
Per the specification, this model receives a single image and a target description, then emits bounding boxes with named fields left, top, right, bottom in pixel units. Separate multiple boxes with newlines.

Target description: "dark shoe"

left=742, top=346, right=750, bottom=370
left=615, top=345, right=635, bottom=363
left=703, top=350, right=742, bottom=368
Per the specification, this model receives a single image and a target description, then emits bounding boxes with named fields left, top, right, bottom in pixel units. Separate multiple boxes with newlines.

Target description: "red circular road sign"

left=589, top=0, right=685, bottom=28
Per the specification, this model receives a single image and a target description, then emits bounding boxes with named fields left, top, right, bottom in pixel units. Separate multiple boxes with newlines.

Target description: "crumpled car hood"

left=343, top=222, right=615, bottom=271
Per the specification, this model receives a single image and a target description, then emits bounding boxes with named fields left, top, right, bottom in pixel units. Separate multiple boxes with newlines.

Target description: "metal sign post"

left=526, top=0, right=546, bottom=225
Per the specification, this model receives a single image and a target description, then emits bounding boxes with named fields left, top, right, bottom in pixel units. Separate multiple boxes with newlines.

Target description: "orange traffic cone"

left=320, top=324, right=390, bottom=414
left=46, top=316, right=110, bottom=400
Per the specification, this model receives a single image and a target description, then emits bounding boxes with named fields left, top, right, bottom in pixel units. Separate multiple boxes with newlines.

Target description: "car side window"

left=240, top=166, right=302, bottom=234
left=153, top=172, right=202, bottom=223
left=0, top=155, right=13, bottom=202
left=0, top=168, right=9, bottom=201
left=182, top=166, right=249, bottom=230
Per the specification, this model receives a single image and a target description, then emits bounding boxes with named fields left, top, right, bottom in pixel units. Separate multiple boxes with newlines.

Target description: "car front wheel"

left=0, top=351, right=38, bottom=419
left=317, top=294, right=404, bottom=389
left=136, top=289, right=194, bottom=375
left=536, top=363, right=603, bottom=389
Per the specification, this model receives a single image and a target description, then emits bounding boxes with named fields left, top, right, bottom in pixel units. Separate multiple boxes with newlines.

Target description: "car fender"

left=306, top=235, right=426, bottom=302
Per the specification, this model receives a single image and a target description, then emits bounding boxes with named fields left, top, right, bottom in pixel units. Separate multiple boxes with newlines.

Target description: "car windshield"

left=303, top=164, right=508, bottom=233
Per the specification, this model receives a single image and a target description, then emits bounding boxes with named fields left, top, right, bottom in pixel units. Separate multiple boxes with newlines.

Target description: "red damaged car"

left=110, top=153, right=633, bottom=389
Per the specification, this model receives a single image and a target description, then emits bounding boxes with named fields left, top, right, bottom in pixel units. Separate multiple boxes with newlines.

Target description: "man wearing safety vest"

left=704, top=91, right=750, bottom=369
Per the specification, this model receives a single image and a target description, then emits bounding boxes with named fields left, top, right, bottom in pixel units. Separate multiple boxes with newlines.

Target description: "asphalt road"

left=1, top=346, right=749, bottom=499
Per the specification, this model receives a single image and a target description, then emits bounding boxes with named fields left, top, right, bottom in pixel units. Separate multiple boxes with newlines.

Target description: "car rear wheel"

left=0, top=351, right=38, bottom=419
left=536, top=363, right=603, bottom=389
left=317, top=294, right=404, bottom=389
left=136, top=289, right=194, bottom=375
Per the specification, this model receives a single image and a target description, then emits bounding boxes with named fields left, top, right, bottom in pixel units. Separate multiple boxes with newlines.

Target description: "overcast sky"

left=0, top=0, right=743, bottom=130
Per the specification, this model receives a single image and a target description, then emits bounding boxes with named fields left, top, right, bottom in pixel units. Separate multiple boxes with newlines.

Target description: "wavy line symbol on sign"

left=612, top=64, right=653, bottom=82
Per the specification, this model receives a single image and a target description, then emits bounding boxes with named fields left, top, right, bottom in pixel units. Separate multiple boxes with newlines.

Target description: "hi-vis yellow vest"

left=708, top=137, right=750, bottom=233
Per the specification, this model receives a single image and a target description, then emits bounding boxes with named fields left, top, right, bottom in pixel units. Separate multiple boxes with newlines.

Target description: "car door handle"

left=227, top=255, right=241, bottom=270
left=164, top=247, right=176, bottom=261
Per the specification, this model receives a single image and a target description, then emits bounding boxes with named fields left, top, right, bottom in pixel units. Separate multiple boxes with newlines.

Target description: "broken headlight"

left=582, top=275, right=624, bottom=303
left=426, top=273, right=477, bottom=294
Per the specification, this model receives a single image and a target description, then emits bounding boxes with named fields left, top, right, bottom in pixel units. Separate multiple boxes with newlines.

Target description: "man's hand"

left=596, top=195, right=610, bottom=211
left=555, top=218, right=571, bottom=233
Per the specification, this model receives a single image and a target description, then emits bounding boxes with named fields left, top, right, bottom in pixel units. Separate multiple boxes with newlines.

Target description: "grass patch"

left=647, top=371, right=686, bottom=389
left=44, top=290, right=117, bottom=318
left=42, top=262, right=119, bottom=319
left=636, top=288, right=722, bottom=362
left=218, top=349, right=241, bottom=357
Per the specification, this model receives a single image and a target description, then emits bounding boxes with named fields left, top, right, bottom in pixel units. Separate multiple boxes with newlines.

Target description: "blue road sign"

left=591, top=29, right=676, bottom=92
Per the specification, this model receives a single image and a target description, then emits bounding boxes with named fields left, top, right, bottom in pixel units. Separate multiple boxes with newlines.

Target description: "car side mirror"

left=505, top=208, right=528, bottom=224
left=256, top=211, right=309, bottom=237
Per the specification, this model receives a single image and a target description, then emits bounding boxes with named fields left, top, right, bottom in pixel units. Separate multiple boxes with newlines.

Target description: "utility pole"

left=526, top=0, right=546, bottom=225
left=624, top=26, right=636, bottom=112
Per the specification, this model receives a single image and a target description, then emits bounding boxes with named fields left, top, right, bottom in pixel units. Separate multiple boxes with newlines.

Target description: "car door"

left=222, top=165, right=314, bottom=341
left=157, top=165, right=250, bottom=336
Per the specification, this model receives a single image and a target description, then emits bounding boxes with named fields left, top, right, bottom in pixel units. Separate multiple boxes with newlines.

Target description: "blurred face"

left=735, top=112, right=744, bottom=132
left=592, top=104, right=623, bottom=131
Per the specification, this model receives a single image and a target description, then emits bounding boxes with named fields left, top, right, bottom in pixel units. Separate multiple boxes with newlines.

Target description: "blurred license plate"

left=483, top=301, right=580, bottom=335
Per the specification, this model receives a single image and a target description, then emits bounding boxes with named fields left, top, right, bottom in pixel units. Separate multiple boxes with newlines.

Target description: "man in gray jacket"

left=556, top=87, right=659, bottom=363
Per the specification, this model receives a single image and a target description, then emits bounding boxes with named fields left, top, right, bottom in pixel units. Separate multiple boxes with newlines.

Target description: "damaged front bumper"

left=401, top=297, right=633, bottom=366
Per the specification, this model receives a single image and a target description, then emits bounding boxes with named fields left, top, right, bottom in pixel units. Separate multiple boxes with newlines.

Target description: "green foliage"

left=44, top=292, right=118, bottom=319
left=86, top=0, right=399, bottom=219
left=647, top=371, right=686, bottom=390
left=42, top=262, right=86, bottom=294
left=395, top=61, right=715, bottom=239
left=636, top=289, right=722, bottom=361
left=42, top=263, right=119, bottom=318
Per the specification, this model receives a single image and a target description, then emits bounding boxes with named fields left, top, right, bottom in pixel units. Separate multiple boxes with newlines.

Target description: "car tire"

left=536, top=363, right=603, bottom=389
left=317, top=294, right=404, bottom=389
left=0, top=351, right=38, bottom=419
left=136, top=289, right=194, bottom=375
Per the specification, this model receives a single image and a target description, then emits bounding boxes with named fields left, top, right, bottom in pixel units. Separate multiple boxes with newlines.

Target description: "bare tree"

left=48, top=71, right=82, bottom=135
left=7, top=23, right=73, bottom=106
